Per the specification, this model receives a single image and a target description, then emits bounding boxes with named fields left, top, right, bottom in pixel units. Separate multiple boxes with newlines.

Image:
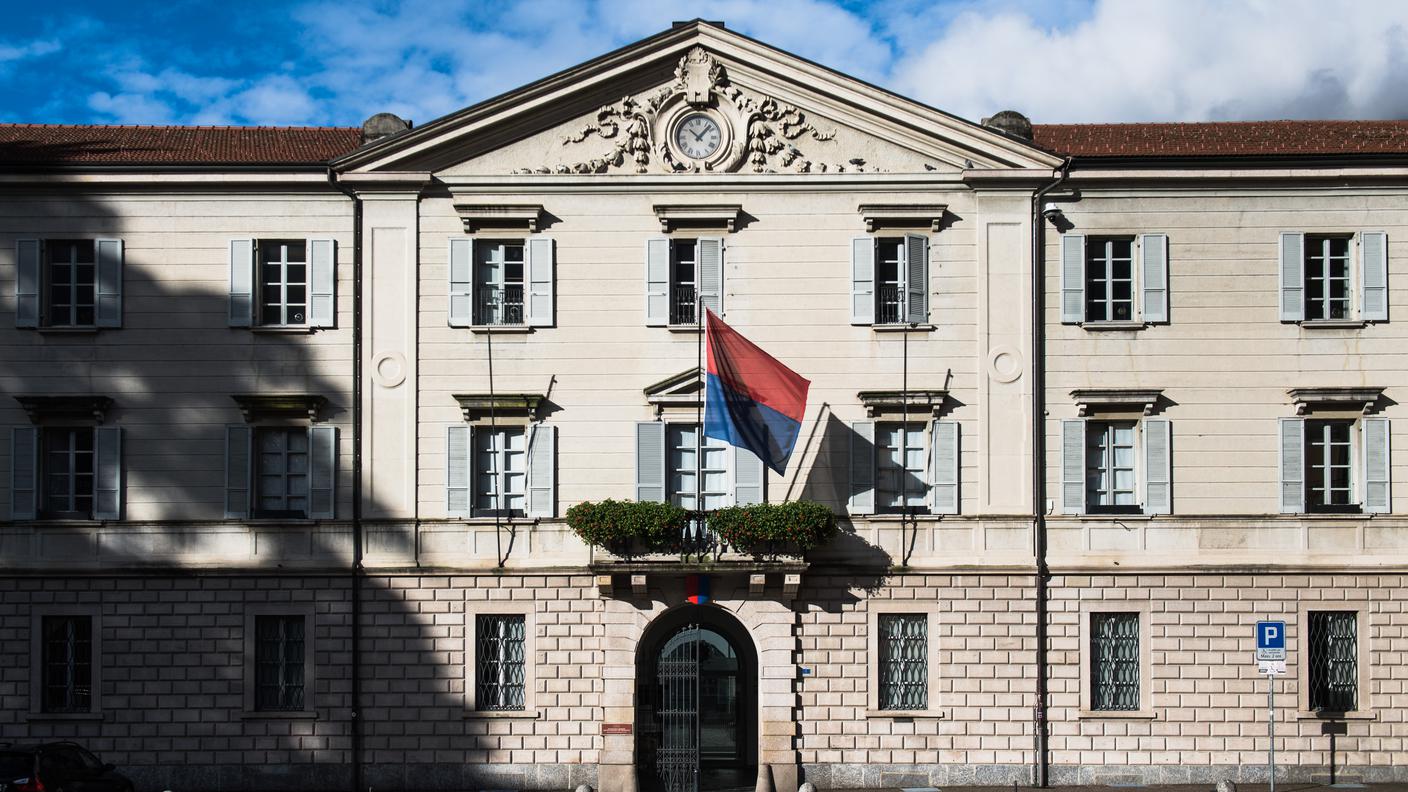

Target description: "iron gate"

left=655, top=624, right=701, bottom=792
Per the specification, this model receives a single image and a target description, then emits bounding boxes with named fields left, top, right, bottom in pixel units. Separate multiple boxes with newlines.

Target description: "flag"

left=703, top=309, right=811, bottom=475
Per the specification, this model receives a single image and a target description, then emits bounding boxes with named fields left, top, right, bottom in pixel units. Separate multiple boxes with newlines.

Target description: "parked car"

left=0, top=743, right=133, bottom=792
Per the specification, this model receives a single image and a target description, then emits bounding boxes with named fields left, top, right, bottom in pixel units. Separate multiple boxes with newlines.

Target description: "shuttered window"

left=41, top=615, right=92, bottom=714
left=474, top=241, right=526, bottom=326
left=254, top=615, right=305, bottom=712
left=475, top=427, right=526, bottom=517
left=1090, top=612, right=1140, bottom=711
left=45, top=240, right=97, bottom=327
left=258, top=240, right=308, bottom=326
left=1308, top=611, right=1358, bottom=712
left=1306, top=420, right=1356, bottom=513
left=1061, top=234, right=1168, bottom=325
left=40, top=427, right=95, bottom=519
left=1085, top=237, right=1134, bottom=322
left=1282, top=232, right=1389, bottom=323
left=1305, top=235, right=1353, bottom=321
left=1086, top=421, right=1139, bottom=513
left=877, top=614, right=928, bottom=710
left=877, top=422, right=927, bottom=514
left=255, top=428, right=310, bottom=518
left=476, top=614, right=526, bottom=711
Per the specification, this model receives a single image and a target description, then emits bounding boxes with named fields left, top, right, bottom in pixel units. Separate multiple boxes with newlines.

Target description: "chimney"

left=360, top=113, right=412, bottom=145
left=980, top=110, right=1033, bottom=142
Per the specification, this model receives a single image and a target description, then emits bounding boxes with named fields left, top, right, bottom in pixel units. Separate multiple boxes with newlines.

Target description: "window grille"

left=258, top=240, right=308, bottom=325
left=476, top=614, right=526, bottom=711
left=254, top=615, right=305, bottom=711
left=670, top=240, right=698, bottom=325
left=1305, top=235, right=1352, bottom=320
left=1091, top=612, right=1140, bottom=711
left=45, top=240, right=96, bottom=327
left=1308, top=611, right=1357, bottom=712
left=878, top=613, right=927, bottom=710
left=1085, top=237, right=1134, bottom=322
left=41, top=615, right=92, bottom=713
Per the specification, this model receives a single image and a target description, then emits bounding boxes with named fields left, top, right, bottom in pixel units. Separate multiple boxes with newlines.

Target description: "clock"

left=674, top=112, right=722, bottom=160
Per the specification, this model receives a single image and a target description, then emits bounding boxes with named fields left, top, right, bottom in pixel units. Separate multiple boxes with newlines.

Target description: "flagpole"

left=696, top=295, right=705, bottom=556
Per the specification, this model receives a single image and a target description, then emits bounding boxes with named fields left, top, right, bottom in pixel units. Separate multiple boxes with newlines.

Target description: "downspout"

left=1031, top=155, right=1071, bottom=788
left=328, top=169, right=364, bottom=792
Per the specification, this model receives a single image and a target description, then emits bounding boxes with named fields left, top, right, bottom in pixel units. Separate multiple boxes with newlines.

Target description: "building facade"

left=3, top=20, right=1408, bottom=792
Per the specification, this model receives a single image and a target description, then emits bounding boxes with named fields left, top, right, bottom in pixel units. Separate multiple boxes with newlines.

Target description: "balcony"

left=670, top=285, right=697, bottom=325
left=474, top=285, right=524, bottom=326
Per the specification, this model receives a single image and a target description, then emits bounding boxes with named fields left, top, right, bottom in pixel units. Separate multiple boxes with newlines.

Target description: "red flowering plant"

left=565, top=499, right=689, bottom=559
left=707, top=501, right=836, bottom=560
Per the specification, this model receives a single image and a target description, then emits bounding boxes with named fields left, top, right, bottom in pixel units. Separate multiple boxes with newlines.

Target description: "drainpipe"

left=1031, top=156, right=1071, bottom=788
left=328, top=169, right=364, bottom=792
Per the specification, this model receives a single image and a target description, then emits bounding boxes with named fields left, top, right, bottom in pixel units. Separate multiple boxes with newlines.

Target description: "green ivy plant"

left=707, top=501, right=837, bottom=560
left=565, top=499, right=689, bottom=559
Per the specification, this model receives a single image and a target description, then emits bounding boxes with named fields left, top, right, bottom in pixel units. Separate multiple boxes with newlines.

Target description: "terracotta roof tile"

left=1031, top=120, right=1408, bottom=158
left=0, top=124, right=363, bottom=166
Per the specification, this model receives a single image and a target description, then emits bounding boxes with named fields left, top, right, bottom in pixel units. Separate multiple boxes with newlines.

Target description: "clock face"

left=674, top=113, right=722, bottom=159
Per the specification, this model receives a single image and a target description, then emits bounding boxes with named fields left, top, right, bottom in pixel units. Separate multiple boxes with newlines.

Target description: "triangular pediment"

left=335, top=21, right=1060, bottom=176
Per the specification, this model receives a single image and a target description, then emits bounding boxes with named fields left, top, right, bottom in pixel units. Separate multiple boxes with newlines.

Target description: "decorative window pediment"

left=1287, top=387, right=1385, bottom=415
left=857, top=204, right=948, bottom=233
left=644, top=368, right=703, bottom=416
left=15, top=395, right=114, bottom=424
left=454, top=204, right=546, bottom=234
left=857, top=389, right=948, bottom=418
left=452, top=393, right=545, bottom=423
left=231, top=394, right=328, bottom=424
left=1071, top=388, right=1163, bottom=417
left=653, top=204, right=743, bottom=234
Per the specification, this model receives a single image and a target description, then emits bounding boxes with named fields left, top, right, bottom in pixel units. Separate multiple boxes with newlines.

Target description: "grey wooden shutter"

left=1279, top=232, right=1305, bottom=322
left=9, top=427, right=37, bottom=519
left=1142, top=419, right=1171, bottom=515
left=930, top=420, right=959, bottom=515
left=307, top=238, right=336, bottom=327
left=308, top=425, right=337, bottom=519
left=526, top=424, right=556, bottom=518
left=1061, top=419, right=1086, bottom=514
left=1140, top=233, right=1168, bottom=324
left=1279, top=417, right=1305, bottom=514
left=94, top=426, right=122, bottom=520
left=448, top=238, right=474, bottom=327
left=733, top=446, right=764, bottom=506
left=848, top=421, right=875, bottom=515
left=446, top=425, right=471, bottom=517
left=1060, top=234, right=1086, bottom=324
left=95, top=238, right=124, bottom=328
left=1361, top=231, right=1388, bottom=322
left=229, top=239, right=255, bottom=326
left=635, top=422, right=666, bottom=502
left=224, top=425, right=251, bottom=518
left=905, top=233, right=929, bottom=324
left=851, top=237, right=875, bottom=325
left=698, top=237, right=724, bottom=316
left=16, top=239, right=41, bottom=328
left=525, top=236, right=555, bottom=327
left=1362, top=417, right=1391, bottom=514
left=646, top=238, right=670, bottom=326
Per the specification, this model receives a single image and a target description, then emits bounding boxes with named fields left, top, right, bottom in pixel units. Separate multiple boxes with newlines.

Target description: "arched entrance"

left=638, top=605, right=758, bottom=792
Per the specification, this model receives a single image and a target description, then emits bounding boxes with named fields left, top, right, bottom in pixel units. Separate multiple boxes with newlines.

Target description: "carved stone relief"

left=513, top=47, right=875, bottom=175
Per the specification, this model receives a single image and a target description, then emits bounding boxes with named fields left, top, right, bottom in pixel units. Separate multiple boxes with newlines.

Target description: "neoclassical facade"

left=3, top=20, right=1408, bottom=792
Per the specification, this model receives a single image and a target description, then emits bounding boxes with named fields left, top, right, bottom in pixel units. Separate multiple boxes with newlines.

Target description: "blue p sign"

left=1257, top=621, right=1286, bottom=650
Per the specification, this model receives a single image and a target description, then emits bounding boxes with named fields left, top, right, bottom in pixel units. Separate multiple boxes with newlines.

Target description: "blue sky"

left=2, top=0, right=1405, bottom=127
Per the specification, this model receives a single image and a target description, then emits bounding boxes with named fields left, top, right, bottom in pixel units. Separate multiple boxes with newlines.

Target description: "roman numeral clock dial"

left=674, top=113, right=722, bottom=160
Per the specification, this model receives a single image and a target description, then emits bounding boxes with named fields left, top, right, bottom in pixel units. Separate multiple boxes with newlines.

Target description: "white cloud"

left=87, top=90, right=178, bottom=124
left=891, top=0, right=1408, bottom=123
left=0, top=38, right=61, bottom=63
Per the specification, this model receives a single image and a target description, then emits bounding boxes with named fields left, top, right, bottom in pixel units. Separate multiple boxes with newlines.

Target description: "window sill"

left=241, top=710, right=319, bottom=720
left=464, top=709, right=541, bottom=720
left=27, top=712, right=104, bottom=722
left=454, top=516, right=536, bottom=525
left=1078, top=709, right=1157, bottom=720
left=12, top=519, right=105, bottom=528
left=864, top=709, right=946, bottom=719
left=35, top=326, right=101, bottom=335
left=871, top=323, right=936, bottom=333
left=250, top=325, right=317, bottom=334
left=1296, top=710, right=1377, bottom=721
left=1081, top=321, right=1147, bottom=331
left=859, top=513, right=939, bottom=521
left=666, top=324, right=702, bottom=333
left=469, top=325, right=534, bottom=334
left=1298, top=320, right=1368, bottom=329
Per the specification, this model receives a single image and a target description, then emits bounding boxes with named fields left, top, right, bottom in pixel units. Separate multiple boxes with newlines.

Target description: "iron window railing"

left=1091, top=612, right=1140, bottom=711
left=670, top=286, right=697, bottom=325
left=1309, top=611, right=1358, bottom=712
left=41, top=615, right=92, bottom=713
left=876, top=284, right=904, bottom=325
left=254, top=615, right=305, bottom=711
left=878, top=613, right=928, bottom=710
left=476, top=614, right=526, bottom=711
left=474, top=285, right=525, bottom=326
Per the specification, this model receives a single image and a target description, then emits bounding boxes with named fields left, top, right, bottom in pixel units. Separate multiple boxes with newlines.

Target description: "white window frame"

left=42, top=239, right=98, bottom=328
left=38, top=425, right=97, bottom=520
left=1078, top=602, right=1154, bottom=719
left=464, top=599, right=538, bottom=718
left=472, top=425, right=527, bottom=518
left=1083, top=236, right=1136, bottom=323
left=864, top=604, right=940, bottom=718
left=473, top=239, right=527, bottom=326
left=665, top=422, right=734, bottom=509
left=874, top=420, right=930, bottom=515
left=1302, top=234, right=1355, bottom=322
left=256, top=239, right=310, bottom=327
left=30, top=604, right=103, bottom=720
left=1085, top=420, right=1140, bottom=514
left=253, top=425, right=312, bottom=519
left=1304, top=418, right=1357, bottom=513
left=1295, top=600, right=1373, bottom=720
left=243, top=603, right=316, bottom=718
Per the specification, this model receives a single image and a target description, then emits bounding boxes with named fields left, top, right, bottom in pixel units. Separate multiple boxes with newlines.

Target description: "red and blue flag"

left=703, top=310, right=811, bottom=475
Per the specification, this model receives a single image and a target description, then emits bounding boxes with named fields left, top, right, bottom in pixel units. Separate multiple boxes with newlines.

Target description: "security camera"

left=1041, top=202, right=1064, bottom=221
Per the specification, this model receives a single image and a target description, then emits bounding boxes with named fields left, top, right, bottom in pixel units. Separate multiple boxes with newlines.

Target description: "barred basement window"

left=254, top=615, right=305, bottom=711
left=476, top=614, right=526, bottom=711
left=41, top=615, right=92, bottom=713
left=1308, top=611, right=1358, bottom=712
left=877, top=613, right=927, bottom=710
left=1091, top=612, right=1140, bottom=711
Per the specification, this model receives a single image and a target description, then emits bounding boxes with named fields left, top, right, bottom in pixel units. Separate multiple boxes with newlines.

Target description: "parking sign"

left=1256, top=620, right=1286, bottom=661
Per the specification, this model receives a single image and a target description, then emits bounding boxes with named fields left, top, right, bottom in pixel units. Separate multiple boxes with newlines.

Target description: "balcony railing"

left=877, top=284, right=904, bottom=325
left=475, top=285, right=525, bottom=326
left=678, top=511, right=716, bottom=556
left=670, top=285, right=697, bottom=325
